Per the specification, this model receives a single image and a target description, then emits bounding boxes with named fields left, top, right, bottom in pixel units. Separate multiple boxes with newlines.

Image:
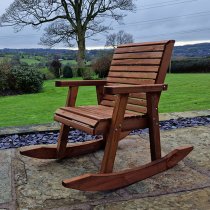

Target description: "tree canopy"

left=0, top=0, right=135, bottom=67
left=105, top=30, right=134, bottom=48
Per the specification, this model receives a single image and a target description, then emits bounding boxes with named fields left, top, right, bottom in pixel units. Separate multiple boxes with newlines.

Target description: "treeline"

left=171, top=58, right=210, bottom=73
left=0, top=48, right=113, bottom=62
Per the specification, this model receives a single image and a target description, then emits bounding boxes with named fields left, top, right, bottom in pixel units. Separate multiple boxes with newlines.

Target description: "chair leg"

left=100, top=94, right=129, bottom=173
left=148, top=118, right=161, bottom=161
left=147, top=93, right=161, bottom=161
left=57, top=124, right=70, bottom=159
left=100, top=131, right=121, bottom=173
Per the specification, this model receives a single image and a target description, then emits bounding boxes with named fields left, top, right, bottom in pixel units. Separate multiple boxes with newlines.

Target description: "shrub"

left=81, top=67, right=95, bottom=80
left=171, top=58, right=210, bottom=73
left=63, top=65, right=73, bottom=78
left=92, top=53, right=113, bottom=78
left=77, top=67, right=82, bottom=77
left=10, top=65, right=43, bottom=93
left=49, top=59, right=62, bottom=78
left=39, top=67, right=55, bottom=80
left=0, top=58, right=12, bottom=93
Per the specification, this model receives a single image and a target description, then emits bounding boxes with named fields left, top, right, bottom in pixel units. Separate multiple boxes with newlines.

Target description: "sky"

left=0, top=0, right=210, bottom=49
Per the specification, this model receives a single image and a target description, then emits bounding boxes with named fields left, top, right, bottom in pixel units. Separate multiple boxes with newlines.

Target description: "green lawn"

left=0, top=74, right=210, bottom=127
left=60, top=60, right=77, bottom=65
left=20, top=58, right=41, bottom=65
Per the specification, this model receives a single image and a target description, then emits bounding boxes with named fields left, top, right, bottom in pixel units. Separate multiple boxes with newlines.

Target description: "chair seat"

left=54, top=105, right=147, bottom=135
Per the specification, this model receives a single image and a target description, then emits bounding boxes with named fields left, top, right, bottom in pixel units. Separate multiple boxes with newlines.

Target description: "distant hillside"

left=173, top=43, right=210, bottom=58
left=1, top=42, right=210, bottom=58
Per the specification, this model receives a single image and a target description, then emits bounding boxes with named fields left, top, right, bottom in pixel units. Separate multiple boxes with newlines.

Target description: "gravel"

left=0, top=116, right=210, bottom=150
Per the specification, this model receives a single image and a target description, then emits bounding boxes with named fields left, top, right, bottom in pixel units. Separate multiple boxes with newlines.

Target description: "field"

left=0, top=74, right=210, bottom=127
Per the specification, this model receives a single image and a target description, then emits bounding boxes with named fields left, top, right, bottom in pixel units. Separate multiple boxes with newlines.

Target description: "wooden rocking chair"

left=20, top=40, right=193, bottom=191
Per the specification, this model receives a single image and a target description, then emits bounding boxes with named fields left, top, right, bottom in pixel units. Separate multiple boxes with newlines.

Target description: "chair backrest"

left=100, top=40, right=175, bottom=115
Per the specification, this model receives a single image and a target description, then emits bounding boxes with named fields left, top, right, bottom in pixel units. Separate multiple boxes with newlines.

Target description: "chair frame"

left=20, top=40, right=193, bottom=191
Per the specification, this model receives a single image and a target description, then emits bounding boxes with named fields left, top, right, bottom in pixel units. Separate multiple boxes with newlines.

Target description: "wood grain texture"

left=118, top=40, right=170, bottom=47
left=113, top=52, right=163, bottom=59
left=110, top=65, right=159, bottom=72
left=111, top=58, right=161, bottom=66
left=100, top=94, right=129, bottom=173
left=147, top=92, right=161, bottom=161
left=57, top=86, right=78, bottom=159
left=62, top=146, right=193, bottom=191
left=20, top=138, right=105, bottom=159
left=104, top=84, right=168, bottom=95
left=114, top=45, right=165, bottom=54
left=55, top=80, right=106, bottom=87
left=20, top=40, right=192, bottom=192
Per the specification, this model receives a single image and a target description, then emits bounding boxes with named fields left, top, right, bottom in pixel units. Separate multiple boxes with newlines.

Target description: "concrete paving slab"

left=0, top=110, right=210, bottom=210
left=0, top=150, right=13, bottom=204
left=160, top=125, right=210, bottom=172
left=13, top=126, right=210, bottom=210
left=93, top=188, right=210, bottom=210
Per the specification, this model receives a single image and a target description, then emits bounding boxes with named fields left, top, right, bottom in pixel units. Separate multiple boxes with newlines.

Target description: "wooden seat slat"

left=61, top=106, right=111, bottom=120
left=55, top=109, right=97, bottom=126
left=54, top=115, right=94, bottom=134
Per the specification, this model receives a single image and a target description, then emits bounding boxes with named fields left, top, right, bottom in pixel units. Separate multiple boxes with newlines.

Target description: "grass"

left=20, top=58, right=41, bottom=65
left=60, top=60, right=77, bottom=65
left=0, top=74, right=210, bottom=127
left=159, top=74, right=210, bottom=112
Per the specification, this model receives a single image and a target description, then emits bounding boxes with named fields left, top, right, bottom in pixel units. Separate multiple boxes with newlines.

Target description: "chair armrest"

left=55, top=80, right=107, bottom=87
left=104, top=84, right=168, bottom=94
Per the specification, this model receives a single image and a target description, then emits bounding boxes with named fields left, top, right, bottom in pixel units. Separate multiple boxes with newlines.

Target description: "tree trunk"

left=77, top=32, right=86, bottom=70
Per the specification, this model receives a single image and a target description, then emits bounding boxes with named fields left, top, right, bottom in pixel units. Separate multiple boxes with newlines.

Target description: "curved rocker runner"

left=20, top=40, right=193, bottom=191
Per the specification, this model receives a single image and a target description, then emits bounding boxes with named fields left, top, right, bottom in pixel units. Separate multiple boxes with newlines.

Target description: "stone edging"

left=0, top=109, right=210, bottom=136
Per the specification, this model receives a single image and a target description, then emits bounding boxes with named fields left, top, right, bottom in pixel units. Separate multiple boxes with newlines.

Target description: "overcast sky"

left=0, top=0, right=210, bottom=49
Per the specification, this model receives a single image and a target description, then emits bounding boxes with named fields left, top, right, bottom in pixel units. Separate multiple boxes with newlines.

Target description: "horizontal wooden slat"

left=122, top=117, right=148, bottom=131
left=79, top=106, right=113, bottom=117
left=110, top=65, right=159, bottom=72
left=115, top=45, right=165, bottom=54
left=104, top=84, right=167, bottom=95
left=113, top=52, right=163, bottom=59
left=103, top=94, right=116, bottom=101
left=111, top=59, right=161, bottom=66
left=54, top=115, right=94, bottom=135
left=128, top=98, right=147, bottom=107
left=118, top=40, right=170, bottom=48
left=107, top=77, right=155, bottom=85
left=130, top=93, right=146, bottom=99
left=62, top=106, right=111, bottom=120
left=55, top=80, right=106, bottom=87
left=127, top=104, right=147, bottom=114
left=56, top=109, right=97, bottom=126
left=108, top=72, right=157, bottom=79
left=100, top=100, right=115, bottom=107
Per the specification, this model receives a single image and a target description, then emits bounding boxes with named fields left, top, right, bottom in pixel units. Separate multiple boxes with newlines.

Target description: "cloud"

left=0, top=0, right=210, bottom=48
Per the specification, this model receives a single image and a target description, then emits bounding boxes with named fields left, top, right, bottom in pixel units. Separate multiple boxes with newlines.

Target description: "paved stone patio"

left=0, top=111, right=210, bottom=210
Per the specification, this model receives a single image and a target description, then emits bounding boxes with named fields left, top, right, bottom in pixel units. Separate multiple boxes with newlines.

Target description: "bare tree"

left=105, top=30, right=134, bottom=48
left=0, top=0, right=135, bottom=68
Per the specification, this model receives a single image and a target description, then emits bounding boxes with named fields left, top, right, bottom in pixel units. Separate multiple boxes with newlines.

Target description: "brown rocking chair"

left=20, top=40, right=193, bottom=191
